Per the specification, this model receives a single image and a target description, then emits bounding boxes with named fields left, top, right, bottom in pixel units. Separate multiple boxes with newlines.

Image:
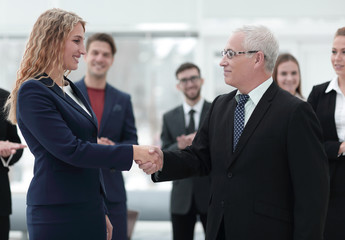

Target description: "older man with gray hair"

left=141, top=25, right=330, bottom=240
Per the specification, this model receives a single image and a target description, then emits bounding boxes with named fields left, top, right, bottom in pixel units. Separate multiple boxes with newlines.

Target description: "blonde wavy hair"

left=5, top=8, right=86, bottom=124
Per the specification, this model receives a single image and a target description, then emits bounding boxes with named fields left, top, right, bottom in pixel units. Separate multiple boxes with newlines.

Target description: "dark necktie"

left=233, top=94, right=249, bottom=151
left=186, top=109, right=196, bottom=134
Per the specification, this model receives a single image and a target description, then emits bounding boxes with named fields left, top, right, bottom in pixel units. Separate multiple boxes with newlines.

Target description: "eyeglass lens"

left=179, top=76, right=200, bottom=84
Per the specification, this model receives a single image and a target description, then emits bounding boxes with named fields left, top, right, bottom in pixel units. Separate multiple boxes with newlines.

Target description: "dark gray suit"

left=161, top=100, right=211, bottom=238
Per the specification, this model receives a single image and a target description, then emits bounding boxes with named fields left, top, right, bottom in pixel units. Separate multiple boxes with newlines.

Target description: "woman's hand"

left=133, top=145, right=163, bottom=174
left=0, top=140, right=26, bottom=157
left=339, top=142, right=345, bottom=156
left=105, top=215, right=113, bottom=240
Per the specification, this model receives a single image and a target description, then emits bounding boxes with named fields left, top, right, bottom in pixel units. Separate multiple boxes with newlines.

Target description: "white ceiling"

left=0, top=0, right=344, bottom=36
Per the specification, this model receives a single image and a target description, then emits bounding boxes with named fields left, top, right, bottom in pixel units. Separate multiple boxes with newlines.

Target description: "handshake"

left=133, top=145, right=163, bottom=175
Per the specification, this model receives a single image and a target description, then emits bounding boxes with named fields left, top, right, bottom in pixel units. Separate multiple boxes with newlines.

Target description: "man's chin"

left=186, top=94, right=200, bottom=101
left=91, top=72, right=106, bottom=79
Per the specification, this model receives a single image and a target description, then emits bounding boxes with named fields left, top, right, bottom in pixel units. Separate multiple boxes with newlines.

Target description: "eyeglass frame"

left=177, top=75, right=201, bottom=85
left=221, top=49, right=259, bottom=59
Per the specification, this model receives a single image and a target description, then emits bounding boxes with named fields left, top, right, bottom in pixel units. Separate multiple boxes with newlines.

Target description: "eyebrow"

left=73, top=35, right=85, bottom=40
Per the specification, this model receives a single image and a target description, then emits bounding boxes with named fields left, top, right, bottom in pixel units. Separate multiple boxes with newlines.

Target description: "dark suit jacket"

left=0, top=88, right=23, bottom=216
left=16, top=76, right=133, bottom=206
left=75, top=78, right=138, bottom=203
left=161, top=100, right=211, bottom=214
left=308, top=81, right=345, bottom=238
left=308, top=81, right=341, bottom=160
left=153, top=82, right=329, bottom=240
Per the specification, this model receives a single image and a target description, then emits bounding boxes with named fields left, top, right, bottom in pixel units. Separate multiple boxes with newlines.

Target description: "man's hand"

left=0, top=140, right=26, bottom=157
left=177, top=132, right=196, bottom=149
left=133, top=145, right=163, bottom=174
left=97, top=137, right=115, bottom=146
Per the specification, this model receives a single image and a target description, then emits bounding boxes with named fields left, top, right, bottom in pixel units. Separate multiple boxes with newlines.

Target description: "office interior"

left=0, top=0, right=344, bottom=239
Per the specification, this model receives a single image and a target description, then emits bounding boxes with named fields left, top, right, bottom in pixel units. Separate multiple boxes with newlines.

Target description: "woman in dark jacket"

left=308, top=26, right=345, bottom=240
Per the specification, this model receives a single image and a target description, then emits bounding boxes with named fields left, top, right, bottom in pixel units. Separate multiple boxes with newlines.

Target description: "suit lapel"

left=98, top=84, right=114, bottom=135
left=68, top=79, right=98, bottom=126
left=176, top=106, right=186, bottom=134
left=200, top=101, right=211, bottom=124
left=39, top=77, right=98, bottom=129
left=225, top=96, right=237, bottom=164
left=324, top=90, right=338, bottom=139
left=227, top=83, right=277, bottom=168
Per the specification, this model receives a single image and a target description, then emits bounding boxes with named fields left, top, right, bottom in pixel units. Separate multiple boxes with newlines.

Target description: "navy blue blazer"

left=16, top=75, right=133, bottom=206
left=75, top=78, right=138, bottom=203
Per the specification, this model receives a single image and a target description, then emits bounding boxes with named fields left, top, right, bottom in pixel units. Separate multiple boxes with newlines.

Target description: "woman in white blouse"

left=308, top=26, right=345, bottom=240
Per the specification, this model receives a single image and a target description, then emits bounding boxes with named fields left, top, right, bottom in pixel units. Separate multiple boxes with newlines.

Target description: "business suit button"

left=227, top=172, right=233, bottom=178
left=110, top=168, right=116, bottom=173
left=221, top=201, right=225, bottom=207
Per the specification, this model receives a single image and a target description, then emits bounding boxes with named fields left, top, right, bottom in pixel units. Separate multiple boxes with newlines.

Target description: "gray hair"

left=234, top=25, right=279, bottom=73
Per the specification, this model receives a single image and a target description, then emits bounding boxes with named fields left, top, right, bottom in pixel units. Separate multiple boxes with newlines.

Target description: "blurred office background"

left=0, top=0, right=344, bottom=239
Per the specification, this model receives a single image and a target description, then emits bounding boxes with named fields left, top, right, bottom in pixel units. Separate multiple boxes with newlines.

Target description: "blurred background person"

left=0, top=88, right=25, bottom=240
left=272, top=53, right=304, bottom=100
left=75, top=33, right=138, bottom=240
left=308, top=26, right=345, bottom=240
left=161, top=62, right=211, bottom=240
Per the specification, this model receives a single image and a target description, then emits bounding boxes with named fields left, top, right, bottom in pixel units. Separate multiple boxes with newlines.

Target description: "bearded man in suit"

left=161, top=62, right=211, bottom=240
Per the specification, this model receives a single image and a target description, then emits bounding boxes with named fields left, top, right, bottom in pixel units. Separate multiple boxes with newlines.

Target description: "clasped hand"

left=133, top=145, right=163, bottom=175
left=0, top=140, right=26, bottom=157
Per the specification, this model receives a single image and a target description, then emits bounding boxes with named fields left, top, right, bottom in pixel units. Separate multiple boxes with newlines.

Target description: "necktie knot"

left=189, top=109, right=195, bottom=116
left=238, top=94, right=249, bottom=106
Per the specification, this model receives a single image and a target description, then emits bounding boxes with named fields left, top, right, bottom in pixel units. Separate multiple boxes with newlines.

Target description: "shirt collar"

left=183, top=98, right=205, bottom=115
left=325, top=76, right=342, bottom=94
left=235, top=77, right=273, bottom=106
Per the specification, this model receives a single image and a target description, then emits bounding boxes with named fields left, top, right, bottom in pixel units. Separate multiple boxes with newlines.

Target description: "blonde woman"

left=5, top=9, right=161, bottom=240
left=272, top=53, right=304, bottom=100
left=308, top=26, right=345, bottom=240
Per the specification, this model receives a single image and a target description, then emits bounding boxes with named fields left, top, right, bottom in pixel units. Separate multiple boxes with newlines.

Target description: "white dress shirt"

left=235, top=77, right=273, bottom=125
left=183, top=98, right=205, bottom=130
left=325, top=76, right=345, bottom=142
left=61, top=84, right=91, bottom=116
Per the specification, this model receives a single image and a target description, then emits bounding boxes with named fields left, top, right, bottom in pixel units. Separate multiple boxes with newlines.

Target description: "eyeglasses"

left=221, top=49, right=259, bottom=59
left=178, top=76, right=200, bottom=85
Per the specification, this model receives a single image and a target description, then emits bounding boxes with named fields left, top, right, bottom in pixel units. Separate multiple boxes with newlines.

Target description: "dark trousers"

left=216, top=218, right=225, bottom=240
left=171, top=201, right=207, bottom=240
left=0, top=215, right=9, bottom=240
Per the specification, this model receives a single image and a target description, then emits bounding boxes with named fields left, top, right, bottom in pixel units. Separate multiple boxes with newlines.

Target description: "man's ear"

left=255, top=51, right=265, bottom=64
left=200, top=78, right=205, bottom=85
